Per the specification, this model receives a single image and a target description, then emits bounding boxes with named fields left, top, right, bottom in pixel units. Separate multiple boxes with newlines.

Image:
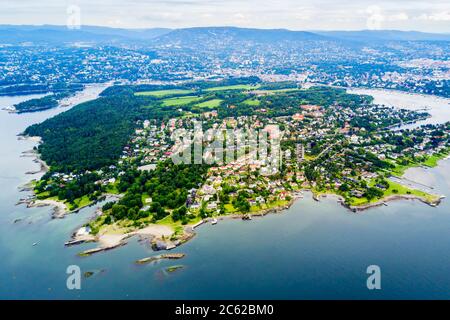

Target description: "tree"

left=172, top=206, right=187, bottom=221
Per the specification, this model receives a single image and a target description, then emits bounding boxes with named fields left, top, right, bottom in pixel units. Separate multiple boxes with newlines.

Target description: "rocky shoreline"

left=136, top=253, right=185, bottom=264
left=17, top=130, right=446, bottom=256
left=65, top=188, right=445, bottom=256
left=347, top=194, right=442, bottom=211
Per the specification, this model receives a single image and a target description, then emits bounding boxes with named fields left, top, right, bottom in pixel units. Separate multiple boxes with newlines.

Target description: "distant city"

left=1, top=26, right=449, bottom=101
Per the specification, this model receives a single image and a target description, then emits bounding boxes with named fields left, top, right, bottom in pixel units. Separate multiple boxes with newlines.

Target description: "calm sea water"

left=348, top=88, right=450, bottom=130
left=1, top=90, right=450, bottom=300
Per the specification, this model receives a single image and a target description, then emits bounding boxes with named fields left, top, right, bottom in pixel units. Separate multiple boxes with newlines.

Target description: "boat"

left=32, top=242, right=38, bottom=246
left=211, top=218, right=218, bottom=225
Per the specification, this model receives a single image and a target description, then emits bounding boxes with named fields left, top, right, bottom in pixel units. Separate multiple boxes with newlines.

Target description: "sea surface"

left=348, top=88, right=450, bottom=130
left=1, top=89, right=450, bottom=299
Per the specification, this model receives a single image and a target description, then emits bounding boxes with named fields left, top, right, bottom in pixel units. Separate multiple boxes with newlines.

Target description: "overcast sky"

left=1, top=0, right=449, bottom=32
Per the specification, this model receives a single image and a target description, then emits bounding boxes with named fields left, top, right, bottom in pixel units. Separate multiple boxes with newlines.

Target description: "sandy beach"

left=132, top=225, right=174, bottom=238
left=74, top=223, right=176, bottom=256
left=72, top=185, right=442, bottom=256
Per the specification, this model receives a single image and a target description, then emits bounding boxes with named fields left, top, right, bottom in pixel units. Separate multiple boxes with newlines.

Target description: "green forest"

left=24, top=81, right=370, bottom=173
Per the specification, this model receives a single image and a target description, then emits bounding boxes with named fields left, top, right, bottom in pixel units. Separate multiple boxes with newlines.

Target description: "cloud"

left=418, top=11, right=450, bottom=21
left=366, top=5, right=385, bottom=30
left=0, top=0, right=449, bottom=32
left=388, top=12, right=409, bottom=21
left=294, top=7, right=314, bottom=21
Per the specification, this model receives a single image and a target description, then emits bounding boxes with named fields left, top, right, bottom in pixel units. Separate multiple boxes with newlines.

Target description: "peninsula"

left=21, top=78, right=450, bottom=254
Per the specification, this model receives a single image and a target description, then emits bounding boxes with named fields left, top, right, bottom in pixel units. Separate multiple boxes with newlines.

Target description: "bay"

left=1, top=89, right=449, bottom=299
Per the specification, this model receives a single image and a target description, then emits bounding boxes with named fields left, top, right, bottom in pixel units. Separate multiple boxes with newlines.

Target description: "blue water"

left=1, top=93, right=450, bottom=299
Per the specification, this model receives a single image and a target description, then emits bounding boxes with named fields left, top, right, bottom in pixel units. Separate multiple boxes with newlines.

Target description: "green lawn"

left=383, top=180, right=437, bottom=202
left=69, top=195, right=92, bottom=211
left=162, top=95, right=203, bottom=107
left=268, top=88, right=299, bottom=93
left=135, top=89, right=194, bottom=97
left=106, top=182, right=120, bottom=194
left=423, top=150, right=449, bottom=167
left=249, top=200, right=288, bottom=212
left=243, top=98, right=260, bottom=106
left=194, top=99, right=223, bottom=109
left=390, top=149, right=450, bottom=175
left=348, top=178, right=438, bottom=206
left=204, top=84, right=260, bottom=92
left=224, top=203, right=238, bottom=213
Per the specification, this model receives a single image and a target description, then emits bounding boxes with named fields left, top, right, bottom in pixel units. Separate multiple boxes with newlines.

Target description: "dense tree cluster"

left=102, top=161, right=209, bottom=223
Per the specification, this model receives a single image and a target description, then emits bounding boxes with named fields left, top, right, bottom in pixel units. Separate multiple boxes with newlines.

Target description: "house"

left=350, top=190, right=364, bottom=198
left=201, top=184, right=216, bottom=195
left=292, top=113, right=304, bottom=121
left=76, top=226, right=91, bottom=236
left=189, top=202, right=200, bottom=210
left=350, top=135, right=359, bottom=144
left=279, top=191, right=288, bottom=200
left=256, top=196, right=265, bottom=204
left=207, top=202, right=218, bottom=210
left=138, top=164, right=157, bottom=171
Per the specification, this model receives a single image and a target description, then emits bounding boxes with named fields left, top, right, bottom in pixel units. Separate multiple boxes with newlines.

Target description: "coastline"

left=18, top=136, right=112, bottom=218
left=17, top=135, right=69, bottom=218
left=20, top=136, right=446, bottom=255
left=15, top=87, right=448, bottom=256
left=348, top=194, right=442, bottom=211
left=27, top=199, right=68, bottom=219
left=345, top=86, right=450, bottom=102
left=66, top=177, right=445, bottom=256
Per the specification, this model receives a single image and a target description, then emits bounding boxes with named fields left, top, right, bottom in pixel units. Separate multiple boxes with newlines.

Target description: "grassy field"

left=156, top=213, right=202, bottom=237
left=224, top=203, right=238, bottom=213
left=390, top=149, right=450, bottom=175
left=249, top=200, right=289, bottom=212
left=260, top=88, right=300, bottom=94
left=194, top=99, right=223, bottom=109
left=223, top=200, right=289, bottom=214
left=204, top=84, right=260, bottom=92
left=243, top=98, right=260, bottom=106
left=135, top=89, right=194, bottom=97
left=69, top=195, right=92, bottom=211
left=162, top=95, right=202, bottom=106
left=348, top=178, right=438, bottom=206
left=423, top=149, right=450, bottom=167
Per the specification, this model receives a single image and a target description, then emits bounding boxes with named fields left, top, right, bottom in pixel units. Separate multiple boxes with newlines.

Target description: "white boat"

left=211, top=218, right=218, bottom=225
left=32, top=242, right=38, bottom=246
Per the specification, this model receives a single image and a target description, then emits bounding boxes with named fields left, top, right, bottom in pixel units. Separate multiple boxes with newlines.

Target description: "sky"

left=1, top=0, right=449, bottom=32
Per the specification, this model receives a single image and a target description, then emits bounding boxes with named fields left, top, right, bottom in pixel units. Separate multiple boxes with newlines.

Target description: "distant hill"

left=151, top=26, right=329, bottom=47
left=0, top=25, right=171, bottom=45
left=0, top=25, right=448, bottom=46
left=315, top=30, right=450, bottom=42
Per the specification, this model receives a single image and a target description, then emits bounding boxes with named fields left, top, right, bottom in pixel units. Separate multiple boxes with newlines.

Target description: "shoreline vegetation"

left=16, top=136, right=98, bottom=218
left=66, top=173, right=444, bottom=257
left=15, top=82, right=449, bottom=257
left=2, top=83, right=112, bottom=114
left=19, top=149, right=446, bottom=255
left=17, top=158, right=446, bottom=257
